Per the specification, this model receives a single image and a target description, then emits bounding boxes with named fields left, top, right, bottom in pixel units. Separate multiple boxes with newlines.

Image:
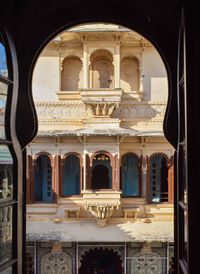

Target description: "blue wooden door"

left=150, top=155, right=162, bottom=202
left=122, top=154, right=139, bottom=196
left=34, top=155, right=52, bottom=202
left=63, top=155, right=80, bottom=195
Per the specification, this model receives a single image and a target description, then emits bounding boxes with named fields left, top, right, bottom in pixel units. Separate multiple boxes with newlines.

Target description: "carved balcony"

left=80, top=88, right=122, bottom=117
left=82, top=190, right=121, bottom=227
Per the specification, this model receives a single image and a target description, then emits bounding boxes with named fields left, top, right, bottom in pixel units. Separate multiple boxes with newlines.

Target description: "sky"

left=0, top=42, right=7, bottom=76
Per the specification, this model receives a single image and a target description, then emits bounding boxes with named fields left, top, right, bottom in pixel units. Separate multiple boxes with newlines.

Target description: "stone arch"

left=79, top=247, right=123, bottom=273
left=61, top=55, right=83, bottom=91
left=120, top=56, right=140, bottom=90
left=41, top=251, right=72, bottom=274
left=90, top=49, right=114, bottom=88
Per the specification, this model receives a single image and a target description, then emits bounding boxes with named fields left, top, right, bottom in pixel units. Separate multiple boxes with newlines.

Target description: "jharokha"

left=23, top=24, right=174, bottom=273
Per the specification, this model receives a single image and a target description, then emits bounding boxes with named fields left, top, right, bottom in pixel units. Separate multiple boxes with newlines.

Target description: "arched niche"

left=120, top=56, right=139, bottom=91
left=62, top=153, right=81, bottom=196
left=61, top=56, right=83, bottom=91
left=34, top=153, right=52, bottom=202
left=90, top=49, right=114, bottom=88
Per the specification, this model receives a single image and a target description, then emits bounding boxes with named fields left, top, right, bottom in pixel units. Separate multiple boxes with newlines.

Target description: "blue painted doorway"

left=63, top=155, right=80, bottom=195
left=122, top=154, right=139, bottom=196
left=34, top=154, right=52, bottom=202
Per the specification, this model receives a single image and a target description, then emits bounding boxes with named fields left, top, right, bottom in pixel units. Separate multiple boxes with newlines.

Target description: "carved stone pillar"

left=53, top=155, right=60, bottom=201
left=60, top=157, right=64, bottom=196
left=83, top=40, right=88, bottom=88
left=114, top=39, right=120, bottom=88
left=139, top=155, right=143, bottom=197
left=85, top=154, right=91, bottom=190
left=113, top=154, right=119, bottom=191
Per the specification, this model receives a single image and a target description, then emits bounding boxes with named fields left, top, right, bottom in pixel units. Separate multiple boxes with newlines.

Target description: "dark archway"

left=79, top=248, right=122, bottom=274
left=91, top=164, right=110, bottom=189
left=91, top=154, right=112, bottom=189
left=149, top=154, right=168, bottom=202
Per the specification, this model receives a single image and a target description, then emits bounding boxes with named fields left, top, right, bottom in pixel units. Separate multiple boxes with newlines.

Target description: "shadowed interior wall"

left=61, top=57, right=83, bottom=91
left=120, top=57, right=139, bottom=91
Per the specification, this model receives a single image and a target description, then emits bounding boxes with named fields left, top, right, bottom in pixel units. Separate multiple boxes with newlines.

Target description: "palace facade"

left=24, top=24, right=174, bottom=273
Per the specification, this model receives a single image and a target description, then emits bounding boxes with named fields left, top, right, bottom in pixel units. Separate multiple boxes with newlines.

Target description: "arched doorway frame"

left=147, top=152, right=173, bottom=203
left=60, top=152, right=83, bottom=196
left=121, top=152, right=142, bottom=197
left=78, top=246, right=124, bottom=272
left=32, top=152, right=54, bottom=202
left=89, top=151, right=118, bottom=190
left=20, top=11, right=178, bottom=274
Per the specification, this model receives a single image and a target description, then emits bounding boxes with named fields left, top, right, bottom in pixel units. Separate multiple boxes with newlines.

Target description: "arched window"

left=62, top=154, right=80, bottom=196
left=149, top=154, right=168, bottom=202
left=91, top=153, right=112, bottom=189
left=61, top=56, right=83, bottom=91
left=34, top=154, right=52, bottom=202
left=122, top=153, right=140, bottom=196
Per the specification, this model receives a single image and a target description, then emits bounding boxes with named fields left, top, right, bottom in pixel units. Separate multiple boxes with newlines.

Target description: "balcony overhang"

left=82, top=190, right=122, bottom=227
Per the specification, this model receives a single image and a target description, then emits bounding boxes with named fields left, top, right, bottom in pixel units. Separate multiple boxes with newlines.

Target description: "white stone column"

left=114, top=40, right=120, bottom=88
left=83, top=138, right=86, bottom=191
left=83, top=41, right=88, bottom=89
left=139, top=48, right=144, bottom=91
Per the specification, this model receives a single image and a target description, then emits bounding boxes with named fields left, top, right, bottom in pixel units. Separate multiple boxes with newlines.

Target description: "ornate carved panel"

left=41, top=252, right=72, bottom=274
left=130, top=252, right=163, bottom=274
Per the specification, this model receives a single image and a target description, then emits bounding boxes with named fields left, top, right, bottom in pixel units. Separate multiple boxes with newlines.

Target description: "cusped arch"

left=61, top=55, right=83, bottom=70
left=131, top=251, right=162, bottom=273
left=90, top=151, right=114, bottom=167
left=90, top=49, right=114, bottom=68
left=33, top=152, right=54, bottom=167
left=121, top=152, right=141, bottom=166
left=148, top=152, right=170, bottom=167
left=79, top=247, right=123, bottom=271
left=61, top=55, right=83, bottom=91
left=62, top=151, right=82, bottom=164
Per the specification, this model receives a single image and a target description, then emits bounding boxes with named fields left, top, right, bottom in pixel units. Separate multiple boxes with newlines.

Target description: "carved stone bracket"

left=80, top=88, right=122, bottom=118
left=85, top=102, right=119, bottom=116
left=84, top=200, right=120, bottom=227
